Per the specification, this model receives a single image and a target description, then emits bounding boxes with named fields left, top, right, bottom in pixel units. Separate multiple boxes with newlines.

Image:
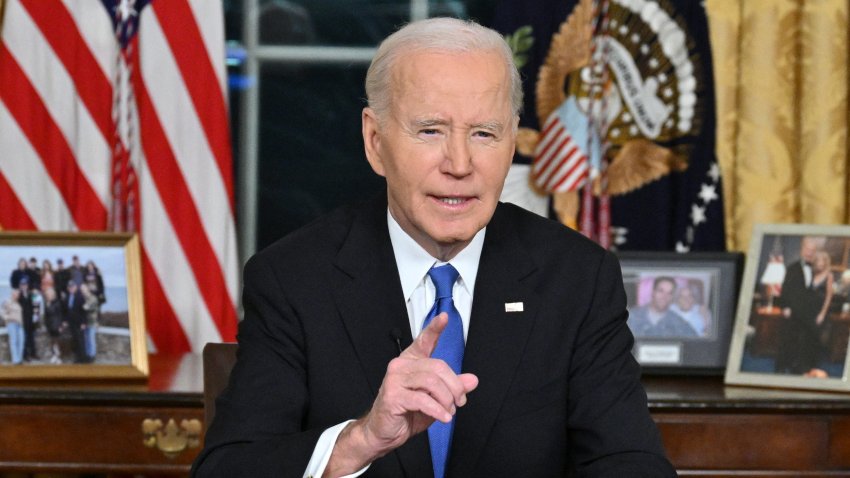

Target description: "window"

left=225, top=0, right=496, bottom=256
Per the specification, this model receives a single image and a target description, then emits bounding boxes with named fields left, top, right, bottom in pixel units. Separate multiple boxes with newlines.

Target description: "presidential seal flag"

left=0, top=0, right=239, bottom=353
left=493, top=0, right=725, bottom=251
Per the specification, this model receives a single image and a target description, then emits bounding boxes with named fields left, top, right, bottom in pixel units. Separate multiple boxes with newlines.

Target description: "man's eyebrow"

left=411, top=118, right=449, bottom=128
left=471, top=121, right=505, bottom=131
left=409, top=118, right=505, bottom=131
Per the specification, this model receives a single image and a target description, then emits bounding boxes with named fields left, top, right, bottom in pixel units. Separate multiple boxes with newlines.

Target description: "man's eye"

left=473, top=131, right=495, bottom=139
left=419, top=129, right=440, bottom=135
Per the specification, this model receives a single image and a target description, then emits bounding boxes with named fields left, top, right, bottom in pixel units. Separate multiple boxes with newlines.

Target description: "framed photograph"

left=0, top=232, right=147, bottom=380
left=618, top=252, right=743, bottom=374
left=726, top=224, right=850, bottom=392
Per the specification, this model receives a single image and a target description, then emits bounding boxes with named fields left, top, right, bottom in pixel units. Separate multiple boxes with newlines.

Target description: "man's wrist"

left=323, top=419, right=385, bottom=477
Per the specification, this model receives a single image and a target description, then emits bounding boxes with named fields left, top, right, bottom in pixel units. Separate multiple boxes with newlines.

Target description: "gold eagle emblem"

left=517, top=0, right=701, bottom=228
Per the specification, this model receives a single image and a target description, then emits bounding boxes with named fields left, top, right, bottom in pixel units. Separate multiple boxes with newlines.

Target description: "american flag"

left=531, top=110, right=590, bottom=192
left=0, top=0, right=238, bottom=353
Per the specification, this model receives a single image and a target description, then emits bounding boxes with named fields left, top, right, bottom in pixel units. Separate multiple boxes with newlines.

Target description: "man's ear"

left=362, top=107, right=385, bottom=177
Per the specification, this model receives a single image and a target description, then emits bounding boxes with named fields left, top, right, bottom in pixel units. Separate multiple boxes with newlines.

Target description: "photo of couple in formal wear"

left=0, top=244, right=132, bottom=366
left=740, top=234, right=850, bottom=379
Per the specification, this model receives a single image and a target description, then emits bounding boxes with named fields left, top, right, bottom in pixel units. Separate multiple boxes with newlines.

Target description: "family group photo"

left=0, top=245, right=131, bottom=367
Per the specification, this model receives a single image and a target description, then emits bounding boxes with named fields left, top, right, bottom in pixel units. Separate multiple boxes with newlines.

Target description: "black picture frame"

left=617, top=251, right=743, bottom=375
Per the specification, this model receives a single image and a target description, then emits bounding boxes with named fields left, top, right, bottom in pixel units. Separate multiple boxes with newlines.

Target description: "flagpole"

left=238, top=0, right=260, bottom=265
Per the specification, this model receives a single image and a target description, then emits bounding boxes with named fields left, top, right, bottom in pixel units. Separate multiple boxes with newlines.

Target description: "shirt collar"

left=387, top=210, right=485, bottom=301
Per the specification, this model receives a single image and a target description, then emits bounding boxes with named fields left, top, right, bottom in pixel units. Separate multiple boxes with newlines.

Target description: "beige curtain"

left=706, top=0, right=849, bottom=251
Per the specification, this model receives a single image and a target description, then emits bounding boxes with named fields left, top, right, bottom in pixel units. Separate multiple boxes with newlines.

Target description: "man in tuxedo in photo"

left=775, top=236, right=828, bottom=375
left=193, top=18, right=674, bottom=478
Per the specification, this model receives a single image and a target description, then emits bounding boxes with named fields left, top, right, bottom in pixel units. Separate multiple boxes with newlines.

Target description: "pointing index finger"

left=402, top=312, right=448, bottom=360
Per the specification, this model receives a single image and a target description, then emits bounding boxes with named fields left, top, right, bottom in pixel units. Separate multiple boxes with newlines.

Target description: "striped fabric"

left=0, top=0, right=238, bottom=353
left=531, top=112, right=590, bottom=192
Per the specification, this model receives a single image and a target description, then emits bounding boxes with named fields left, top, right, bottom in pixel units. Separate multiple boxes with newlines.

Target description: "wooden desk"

left=2, top=356, right=850, bottom=476
left=0, top=354, right=203, bottom=475
left=647, top=375, right=850, bottom=477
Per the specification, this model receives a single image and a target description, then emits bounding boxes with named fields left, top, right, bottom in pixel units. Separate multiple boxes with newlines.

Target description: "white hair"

left=365, top=17, right=523, bottom=121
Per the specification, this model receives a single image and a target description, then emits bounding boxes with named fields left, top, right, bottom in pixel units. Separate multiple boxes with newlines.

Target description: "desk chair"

left=202, top=342, right=238, bottom=432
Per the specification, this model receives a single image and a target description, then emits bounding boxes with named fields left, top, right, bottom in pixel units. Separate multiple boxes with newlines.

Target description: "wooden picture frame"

left=618, top=251, right=743, bottom=374
left=0, top=232, right=147, bottom=379
left=725, top=224, right=850, bottom=392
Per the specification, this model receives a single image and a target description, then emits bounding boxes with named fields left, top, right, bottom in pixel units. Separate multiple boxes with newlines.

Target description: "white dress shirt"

left=302, top=210, right=485, bottom=478
left=803, top=262, right=813, bottom=287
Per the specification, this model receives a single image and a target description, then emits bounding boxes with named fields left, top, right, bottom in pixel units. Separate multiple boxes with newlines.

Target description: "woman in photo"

left=1, top=289, right=24, bottom=365
left=805, top=251, right=835, bottom=378
left=84, top=260, right=106, bottom=305
left=42, top=287, right=64, bottom=364
left=80, top=284, right=100, bottom=362
left=41, top=259, right=55, bottom=292
left=812, top=251, right=834, bottom=327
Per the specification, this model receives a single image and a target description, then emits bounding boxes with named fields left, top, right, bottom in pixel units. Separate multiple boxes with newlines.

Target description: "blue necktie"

left=422, top=264, right=464, bottom=478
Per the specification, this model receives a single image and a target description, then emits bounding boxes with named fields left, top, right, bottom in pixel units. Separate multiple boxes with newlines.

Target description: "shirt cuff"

left=303, top=420, right=371, bottom=478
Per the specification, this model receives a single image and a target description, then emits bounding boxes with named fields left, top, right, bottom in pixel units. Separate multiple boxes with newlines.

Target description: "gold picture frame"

left=725, top=224, right=850, bottom=392
left=0, top=232, right=147, bottom=379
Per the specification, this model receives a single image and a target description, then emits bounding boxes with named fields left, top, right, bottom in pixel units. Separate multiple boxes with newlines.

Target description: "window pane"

left=224, top=0, right=244, bottom=41
left=256, top=64, right=385, bottom=250
left=258, top=0, right=411, bottom=46
left=429, top=0, right=495, bottom=24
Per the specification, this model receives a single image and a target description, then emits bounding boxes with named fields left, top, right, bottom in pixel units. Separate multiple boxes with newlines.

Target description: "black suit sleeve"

left=567, top=252, right=676, bottom=477
left=191, top=255, right=324, bottom=477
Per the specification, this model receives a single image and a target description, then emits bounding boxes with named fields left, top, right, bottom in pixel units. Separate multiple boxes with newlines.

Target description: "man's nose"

left=442, top=134, right=473, bottom=177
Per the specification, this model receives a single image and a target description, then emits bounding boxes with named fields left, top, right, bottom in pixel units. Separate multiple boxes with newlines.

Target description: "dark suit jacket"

left=775, top=261, right=825, bottom=373
left=63, top=291, right=86, bottom=329
left=778, top=262, right=822, bottom=325
left=192, top=194, right=674, bottom=477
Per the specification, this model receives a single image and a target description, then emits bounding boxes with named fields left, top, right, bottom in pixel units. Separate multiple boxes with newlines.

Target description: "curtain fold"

left=706, top=0, right=849, bottom=251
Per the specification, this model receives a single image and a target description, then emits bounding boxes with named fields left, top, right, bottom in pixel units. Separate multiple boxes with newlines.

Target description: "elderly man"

left=193, top=18, right=674, bottom=478
left=775, top=236, right=828, bottom=375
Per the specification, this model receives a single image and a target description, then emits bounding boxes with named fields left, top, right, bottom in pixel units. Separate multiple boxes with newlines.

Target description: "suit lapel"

left=448, top=204, right=539, bottom=476
left=329, top=194, right=433, bottom=477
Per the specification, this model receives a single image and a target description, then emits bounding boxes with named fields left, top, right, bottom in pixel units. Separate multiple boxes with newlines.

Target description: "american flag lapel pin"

left=504, top=302, right=524, bottom=312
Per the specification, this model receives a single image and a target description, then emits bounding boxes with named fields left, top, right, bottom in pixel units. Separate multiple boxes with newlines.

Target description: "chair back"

left=202, top=342, right=238, bottom=431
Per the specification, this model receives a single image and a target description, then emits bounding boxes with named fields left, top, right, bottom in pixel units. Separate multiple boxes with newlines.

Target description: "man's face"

left=651, top=280, right=675, bottom=312
left=676, top=287, right=694, bottom=311
left=362, top=50, right=516, bottom=259
left=800, top=238, right=817, bottom=263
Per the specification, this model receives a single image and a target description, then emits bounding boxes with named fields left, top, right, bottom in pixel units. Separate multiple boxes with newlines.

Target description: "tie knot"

left=428, top=264, right=459, bottom=299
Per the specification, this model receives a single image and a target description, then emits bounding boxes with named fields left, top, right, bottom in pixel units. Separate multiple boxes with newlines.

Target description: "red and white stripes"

left=531, top=113, right=590, bottom=193
left=0, top=0, right=238, bottom=353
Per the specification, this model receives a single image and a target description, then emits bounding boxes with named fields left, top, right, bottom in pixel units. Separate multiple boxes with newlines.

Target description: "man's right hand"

left=323, top=313, right=478, bottom=477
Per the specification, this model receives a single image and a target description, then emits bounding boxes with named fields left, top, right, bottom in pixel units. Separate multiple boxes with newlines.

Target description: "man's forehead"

left=391, top=49, right=508, bottom=92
